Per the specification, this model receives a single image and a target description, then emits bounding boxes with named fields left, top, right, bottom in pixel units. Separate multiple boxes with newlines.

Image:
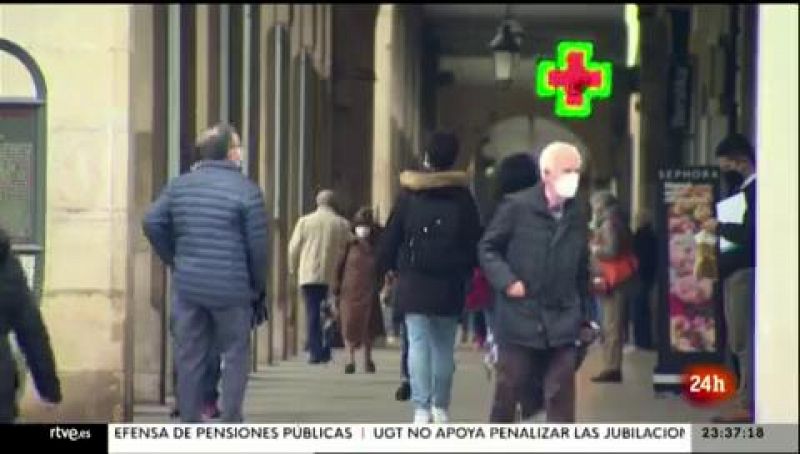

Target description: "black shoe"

left=395, top=381, right=411, bottom=401
left=591, top=370, right=623, bottom=383
left=169, top=408, right=180, bottom=419
left=365, top=361, right=376, bottom=374
left=344, top=363, right=356, bottom=374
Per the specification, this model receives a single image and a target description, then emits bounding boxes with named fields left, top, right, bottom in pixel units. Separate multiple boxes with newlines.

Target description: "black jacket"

left=0, top=236, right=61, bottom=423
left=478, top=183, right=592, bottom=349
left=378, top=170, right=482, bottom=317
left=719, top=178, right=756, bottom=280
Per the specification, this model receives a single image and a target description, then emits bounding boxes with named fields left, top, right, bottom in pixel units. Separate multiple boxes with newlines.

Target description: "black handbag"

left=321, top=298, right=344, bottom=349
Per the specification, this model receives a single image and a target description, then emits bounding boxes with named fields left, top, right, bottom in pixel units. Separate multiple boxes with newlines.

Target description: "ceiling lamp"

left=489, top=12, right=523, bottom=86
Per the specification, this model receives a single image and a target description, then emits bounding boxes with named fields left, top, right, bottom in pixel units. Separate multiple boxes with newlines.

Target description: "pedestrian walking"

left=480, top=142, right=599, bottom=423
left=333, top=207, right=386, bottom=374
left=289, top=190, right=352, bottom=364
left=378, top=131, right=482, bottom=424
left=143, top=123, right=269, bottom=423
left=0, top=227, right=61, bottom=423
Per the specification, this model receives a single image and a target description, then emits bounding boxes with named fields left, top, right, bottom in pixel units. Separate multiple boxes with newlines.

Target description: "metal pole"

left=220, top=4, right=230, bottom=124
left=241, top=4, right=258, bottom=373
left=297, top=52, right=307, bottom=214
left=274, top=27, right=284, bottom=220
left=242, top=5, right=251, bottom=179
left=167, top=5, right=181, bottom=180
left=163, top=4, right=181, bottom=409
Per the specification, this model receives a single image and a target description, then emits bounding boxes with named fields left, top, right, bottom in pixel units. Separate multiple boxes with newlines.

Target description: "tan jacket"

left=288, top=206, right=353, bottom=287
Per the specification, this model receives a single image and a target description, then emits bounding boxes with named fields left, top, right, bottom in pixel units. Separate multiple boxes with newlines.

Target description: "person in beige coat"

left=289, top=189, right=353, bottom=364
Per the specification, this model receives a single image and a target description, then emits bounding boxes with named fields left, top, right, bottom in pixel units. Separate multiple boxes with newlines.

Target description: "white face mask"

left=355, top=226, right=371, bottom=239
left=554, top=172, right=581, bottom=199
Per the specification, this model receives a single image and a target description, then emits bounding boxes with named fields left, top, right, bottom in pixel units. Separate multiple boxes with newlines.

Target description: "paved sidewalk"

left=135, top=344, right=718, bottom=423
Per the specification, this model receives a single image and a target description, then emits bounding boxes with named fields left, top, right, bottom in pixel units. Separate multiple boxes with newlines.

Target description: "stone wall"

left=0, top=5, right=132, bottom=422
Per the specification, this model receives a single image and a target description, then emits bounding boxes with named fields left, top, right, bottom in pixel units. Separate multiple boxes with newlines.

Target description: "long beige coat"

left=288, top=206, right=353, bottom=287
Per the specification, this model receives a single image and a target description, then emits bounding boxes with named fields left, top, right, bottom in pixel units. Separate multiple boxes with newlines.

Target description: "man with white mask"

left=479, top=141, right=598, bottom=422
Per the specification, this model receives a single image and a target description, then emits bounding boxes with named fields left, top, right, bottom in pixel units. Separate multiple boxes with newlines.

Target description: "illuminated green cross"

left=535, top=41, right=613, bottom=119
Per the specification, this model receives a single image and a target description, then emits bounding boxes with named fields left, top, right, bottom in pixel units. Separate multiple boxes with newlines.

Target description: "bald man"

left=289, top=190, right=353, bottom=364
left=479, top=142, right=598, bottom=422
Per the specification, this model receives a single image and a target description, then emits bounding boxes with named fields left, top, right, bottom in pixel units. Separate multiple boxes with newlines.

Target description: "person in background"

left=589, top=190, right=638, bottom=383
left=480, top=142, right=598, bottom=423
left=143, top=123, right=269, bottom=423
left=0, top=227, right=62, bottom=423
left=334, top=207, right=386, bottom=374
left=631, top=209, right=657, bottom=350
left=379, top=131, right=482, bottom=424
left=288, top=190, right=353, bottom=365
left=705, top=134, right=757, bottom=424
left=465, top=266, right=491, bottom=350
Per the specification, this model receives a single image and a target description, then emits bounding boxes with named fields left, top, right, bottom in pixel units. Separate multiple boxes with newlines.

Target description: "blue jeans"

left=405, top=314, right=459, bottom=410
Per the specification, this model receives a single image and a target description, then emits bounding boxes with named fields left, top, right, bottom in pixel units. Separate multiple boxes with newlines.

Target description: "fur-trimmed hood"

left=399, top=170, right=469, bottom=191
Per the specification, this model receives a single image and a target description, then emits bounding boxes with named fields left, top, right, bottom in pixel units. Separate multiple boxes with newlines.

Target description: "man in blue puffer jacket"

left=143, top=123, right=268, bottom=423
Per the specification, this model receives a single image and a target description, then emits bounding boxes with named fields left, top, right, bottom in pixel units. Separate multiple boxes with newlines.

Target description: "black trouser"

left=490, top=344, right=577, bottom=423
left=302, top=284, right=331, bottom=363
left=392, top=305, right=410, bottom=381
left=631, top=279, right=654, bottom=349
left=473, top=311, right=487, bottom=341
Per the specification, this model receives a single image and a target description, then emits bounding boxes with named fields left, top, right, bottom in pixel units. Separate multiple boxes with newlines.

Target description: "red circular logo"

left=681, top=364, right=737, bottom=406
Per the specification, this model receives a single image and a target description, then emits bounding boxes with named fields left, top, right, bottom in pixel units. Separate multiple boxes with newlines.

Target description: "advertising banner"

left=654, top=167, right=726, bottom=392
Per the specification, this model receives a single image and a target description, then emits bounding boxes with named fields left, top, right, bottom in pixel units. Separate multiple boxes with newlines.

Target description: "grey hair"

left=538, top=141, right=582, bottom=177
left=316, top=189, right=336, bottom=208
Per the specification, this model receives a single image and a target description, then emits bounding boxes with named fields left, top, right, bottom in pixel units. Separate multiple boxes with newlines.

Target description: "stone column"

left=637, top=5, right=671, bottom=214
left=754, top=4, right=798, bottom=424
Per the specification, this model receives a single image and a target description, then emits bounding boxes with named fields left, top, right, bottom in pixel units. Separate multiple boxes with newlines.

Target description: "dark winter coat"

left=0, top=233, right=61, bottom=423
left=378, top=170, right=482, bottom=317
left=142, top=160, right=269, bottom=310
left=334, top=237, right=385, bottom=347
left=478, top=183, right=593, bottom=349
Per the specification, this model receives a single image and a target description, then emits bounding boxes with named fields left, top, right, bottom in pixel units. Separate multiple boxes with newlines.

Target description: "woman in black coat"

left=0, top=227, right=61, bottom=422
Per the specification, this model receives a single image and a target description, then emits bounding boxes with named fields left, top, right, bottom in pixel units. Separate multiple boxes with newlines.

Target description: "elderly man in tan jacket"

left=289, top=189, right=353, bottom=364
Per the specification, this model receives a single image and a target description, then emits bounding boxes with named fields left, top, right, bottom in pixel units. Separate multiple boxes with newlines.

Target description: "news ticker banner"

left=2, top=424, right=797, bottom=453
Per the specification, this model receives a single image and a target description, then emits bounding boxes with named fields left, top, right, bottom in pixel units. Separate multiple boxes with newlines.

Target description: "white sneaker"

left=431, top=407, right=449, bottom=424
left=413, top=408, right=431, bottom=424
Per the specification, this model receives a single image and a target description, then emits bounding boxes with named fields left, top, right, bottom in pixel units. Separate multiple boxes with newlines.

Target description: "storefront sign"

left=535, top=41, right=613, bottom=119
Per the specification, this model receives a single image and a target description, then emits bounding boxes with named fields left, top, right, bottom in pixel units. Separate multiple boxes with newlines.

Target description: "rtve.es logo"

left=49, top=426, right=92, bottom=442
left=681, top=364, right=738, bottom=406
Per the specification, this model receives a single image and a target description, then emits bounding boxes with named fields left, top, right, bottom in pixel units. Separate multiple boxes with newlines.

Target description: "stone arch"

left=481, top=114, right=591, bottom=163
left=474, top=114, right=592, bottom=222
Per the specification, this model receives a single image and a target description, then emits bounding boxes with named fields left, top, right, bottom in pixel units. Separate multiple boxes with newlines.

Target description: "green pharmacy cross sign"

left=536, top=41, right=613, bottom=119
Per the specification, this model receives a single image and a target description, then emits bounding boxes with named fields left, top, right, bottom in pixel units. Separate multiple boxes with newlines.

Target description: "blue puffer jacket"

left=143, top=160, right=269, bottom=309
